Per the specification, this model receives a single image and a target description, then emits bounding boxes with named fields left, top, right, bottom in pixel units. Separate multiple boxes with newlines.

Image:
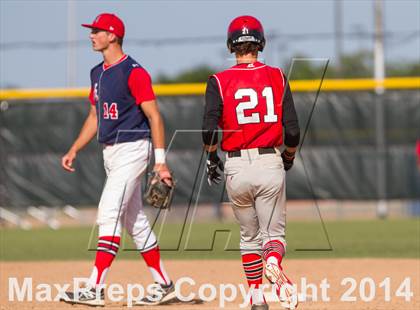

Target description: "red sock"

left=262, top=240, right=285, bottom=266
left=90, top=236, right=120, bottom=286
left=242, top=253, right=264, bottom=305
left=242, top=253, right=263, bottom=288
left=141, top=246, right=170, bottom=285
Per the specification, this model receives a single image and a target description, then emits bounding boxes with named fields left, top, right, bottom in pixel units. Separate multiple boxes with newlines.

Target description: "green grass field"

left=1, top=219, right=419, bottom=261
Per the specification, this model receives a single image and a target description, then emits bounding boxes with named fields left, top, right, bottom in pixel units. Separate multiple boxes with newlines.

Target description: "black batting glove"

left=281, top=149, right=296, bottom=171
left=206, top=151, right=224, bottom=186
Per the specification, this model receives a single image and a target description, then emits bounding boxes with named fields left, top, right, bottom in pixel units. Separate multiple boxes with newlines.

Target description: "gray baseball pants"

left=224, top=147, right=287, bottom=255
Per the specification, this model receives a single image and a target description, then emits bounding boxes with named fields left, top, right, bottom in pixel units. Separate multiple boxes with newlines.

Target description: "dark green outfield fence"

left=0, top=89, right=419, bottom=208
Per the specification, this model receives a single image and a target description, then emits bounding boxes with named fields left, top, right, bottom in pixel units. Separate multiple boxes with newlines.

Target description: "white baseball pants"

left=97, top=139, right=157, bottom=252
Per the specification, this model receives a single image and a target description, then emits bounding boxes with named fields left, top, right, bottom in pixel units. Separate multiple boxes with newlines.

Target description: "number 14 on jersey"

left=103, top=102, right=118, bottom=120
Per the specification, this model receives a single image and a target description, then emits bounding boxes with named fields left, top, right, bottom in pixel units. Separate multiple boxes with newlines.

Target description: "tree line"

left=156, top=50, right=420, bottom=83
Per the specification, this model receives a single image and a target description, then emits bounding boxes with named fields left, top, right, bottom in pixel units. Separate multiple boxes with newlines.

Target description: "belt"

left=227, top=147, right=276, bottom=158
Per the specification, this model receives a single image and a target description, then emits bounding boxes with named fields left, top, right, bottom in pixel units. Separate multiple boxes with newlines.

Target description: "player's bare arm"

left=204, top=144, right=217, bottom=152
left=61, top=105, right=97, bottom=172
left=141, top=99, right=172, bottom=184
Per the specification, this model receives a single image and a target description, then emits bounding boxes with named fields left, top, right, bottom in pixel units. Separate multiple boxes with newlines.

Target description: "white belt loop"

left=241, top=148, right=260, bottom=160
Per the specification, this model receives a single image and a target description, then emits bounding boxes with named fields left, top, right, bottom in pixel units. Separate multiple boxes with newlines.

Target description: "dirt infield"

left=1, top=259, right=419, bottom=310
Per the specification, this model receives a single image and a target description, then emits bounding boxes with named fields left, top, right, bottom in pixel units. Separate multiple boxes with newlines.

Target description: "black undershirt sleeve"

left=202, top=77, right=223, bottom=146
left=282, top=74, right=300, bottom=147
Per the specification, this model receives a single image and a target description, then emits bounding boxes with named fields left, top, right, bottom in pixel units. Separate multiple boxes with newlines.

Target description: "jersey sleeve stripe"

left=212, top=74, right=224, bottom=103
left=279, top=68, right=285, bottom=87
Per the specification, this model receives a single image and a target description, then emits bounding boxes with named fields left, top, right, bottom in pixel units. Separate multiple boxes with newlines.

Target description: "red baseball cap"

left=82, top=13, right=125, bottom=38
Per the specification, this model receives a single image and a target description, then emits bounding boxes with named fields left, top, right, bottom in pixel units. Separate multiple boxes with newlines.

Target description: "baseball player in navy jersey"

left=202, top=16, right=300, bottom=310
left=60, top=13, right=176, bottom=306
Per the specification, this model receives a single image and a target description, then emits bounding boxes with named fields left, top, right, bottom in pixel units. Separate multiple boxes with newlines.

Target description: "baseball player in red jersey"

left=202, top=16, right=300, bottom=310
left=60, top=13, right=176, bottom=306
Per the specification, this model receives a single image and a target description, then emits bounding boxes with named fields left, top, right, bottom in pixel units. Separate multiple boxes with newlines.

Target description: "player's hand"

left=62, top=150, right=77, bottom=172
left=206, top=151, right=224, bottom=186
left=281, top=149, right=296, bottom=171
left=153, top=163, right=173, bottom=187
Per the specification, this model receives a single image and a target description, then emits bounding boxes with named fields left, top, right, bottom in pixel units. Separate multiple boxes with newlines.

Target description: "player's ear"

left=108, top=32, right=118, bottom=43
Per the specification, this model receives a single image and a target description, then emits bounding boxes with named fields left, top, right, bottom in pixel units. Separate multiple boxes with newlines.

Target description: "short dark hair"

left=117, top=36, right=123, bottom=46
left=232, top=42, right=259, bottom=56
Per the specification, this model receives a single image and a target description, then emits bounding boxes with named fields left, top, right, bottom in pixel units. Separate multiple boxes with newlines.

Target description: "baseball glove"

left=145, top=171, right=175, bottom=210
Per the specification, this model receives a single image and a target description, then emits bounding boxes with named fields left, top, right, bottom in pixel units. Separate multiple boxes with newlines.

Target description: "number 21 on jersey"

left=103, top=102, right=118, bottom=120
left=235, top=87, right=278, bottom=125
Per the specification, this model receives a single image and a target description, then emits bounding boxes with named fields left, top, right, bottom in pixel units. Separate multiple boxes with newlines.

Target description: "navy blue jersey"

left=90, top=55, right=151, bottom=144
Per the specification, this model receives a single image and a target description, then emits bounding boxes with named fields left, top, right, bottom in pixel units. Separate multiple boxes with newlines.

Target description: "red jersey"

left=213, top=61, right=286, bottom=151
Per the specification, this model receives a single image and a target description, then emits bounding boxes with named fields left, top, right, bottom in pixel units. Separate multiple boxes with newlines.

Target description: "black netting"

left=1, top=90, right=419, bottom=208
